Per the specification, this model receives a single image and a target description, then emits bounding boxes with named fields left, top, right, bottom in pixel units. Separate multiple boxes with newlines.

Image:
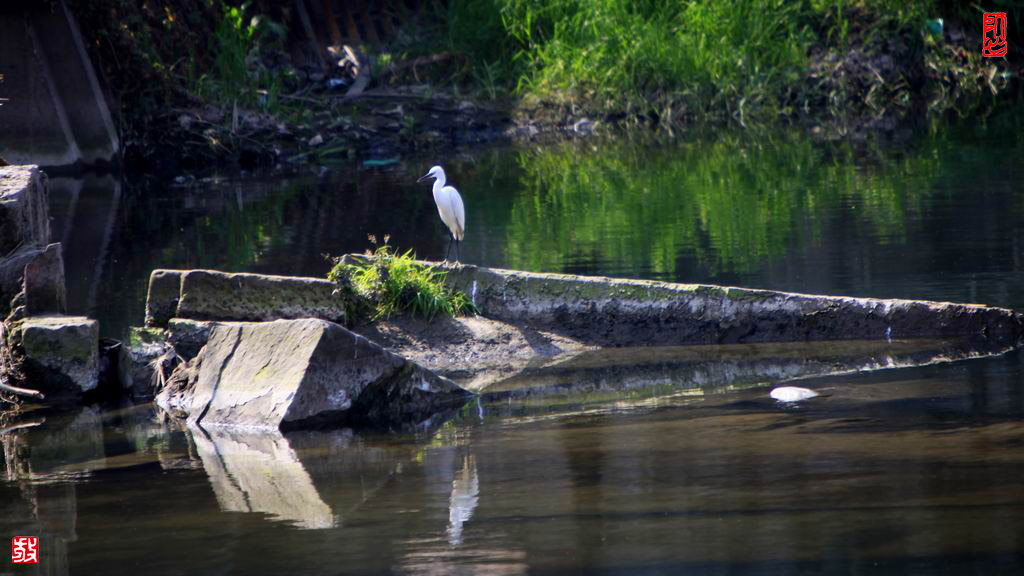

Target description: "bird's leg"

left=456, top=239, right=461, bottom=263
left=445, top=236, right=453, bottom=262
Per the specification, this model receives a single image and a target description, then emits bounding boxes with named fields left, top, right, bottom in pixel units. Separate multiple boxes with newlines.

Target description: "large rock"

left=0, top=165, right=49, bottom=255
left=156, top=318, right=469, bottom=430
left=13, top=315, right=98, bottom=399
left=145, top=269, right=345, bottom=327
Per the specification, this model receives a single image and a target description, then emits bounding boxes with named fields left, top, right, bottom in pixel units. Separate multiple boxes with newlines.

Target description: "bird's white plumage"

left=427, top=166, right=465, bottom=241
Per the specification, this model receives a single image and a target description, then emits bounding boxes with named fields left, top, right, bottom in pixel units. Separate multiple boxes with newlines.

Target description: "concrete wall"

left=0, top=2, right=119, bottom=169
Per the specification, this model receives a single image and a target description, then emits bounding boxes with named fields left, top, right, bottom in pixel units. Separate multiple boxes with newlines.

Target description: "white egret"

left=417, top=165, right=465, bottom=261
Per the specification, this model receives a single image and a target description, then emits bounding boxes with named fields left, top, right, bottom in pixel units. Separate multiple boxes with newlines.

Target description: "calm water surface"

left=4, top=104, right=1024, bottom=574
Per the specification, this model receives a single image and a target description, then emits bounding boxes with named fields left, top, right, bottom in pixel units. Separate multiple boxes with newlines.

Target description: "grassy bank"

left=407, top=0, right=1018, bottom=120
left=64, top=0, right=1019, bottom=169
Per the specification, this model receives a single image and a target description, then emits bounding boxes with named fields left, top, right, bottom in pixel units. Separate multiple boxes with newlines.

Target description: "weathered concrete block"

left=0, top=6, right=119, bottom=167
left=146, top=269, right=345, bottom=325
left=15, top=315, right=98, bottom=399
left=438, top=264, right=1024, bottom=347
left=157, top=318, right=469, bottom=430
left=144, top=270, right=182, bottom=327
left=0, top=165, right=50, bottom=254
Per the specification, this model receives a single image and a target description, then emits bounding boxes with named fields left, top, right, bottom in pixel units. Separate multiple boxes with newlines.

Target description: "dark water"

left=5, top=103, right=1024, bottom=574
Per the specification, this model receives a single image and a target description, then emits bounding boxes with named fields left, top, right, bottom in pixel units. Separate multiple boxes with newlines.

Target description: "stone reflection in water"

left=447, top=453, right=479, bottom=547
left=0, top=409, right=104, bottom=576
left=190, top=425, right=336, bottom=529
left=187, top=423, right=447, bottom=530
left=48, top=175, right=121, bottom=316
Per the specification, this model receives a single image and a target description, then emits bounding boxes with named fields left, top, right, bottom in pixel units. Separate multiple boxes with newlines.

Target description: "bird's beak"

left=417, top=172, right=431, bottom=183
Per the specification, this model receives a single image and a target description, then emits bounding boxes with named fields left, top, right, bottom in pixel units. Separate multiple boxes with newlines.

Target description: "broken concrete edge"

left=0, top=165, right=50, bottom=255
left=144, top=269, right=344, bottom=327
left=146, top=263, right=1024, bottom=348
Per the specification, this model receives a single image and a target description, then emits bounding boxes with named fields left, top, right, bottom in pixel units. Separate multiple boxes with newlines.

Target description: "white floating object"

left=770, top=386, right=820, bottom=403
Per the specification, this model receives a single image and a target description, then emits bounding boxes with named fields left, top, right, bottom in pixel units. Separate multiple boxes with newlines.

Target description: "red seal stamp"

left=12, top=536, right=38, bottom=564
left=983, top=12, right=1007, bottom=57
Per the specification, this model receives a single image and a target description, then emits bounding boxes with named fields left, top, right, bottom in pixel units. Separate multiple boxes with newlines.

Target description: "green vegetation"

left=69, top=0, right=303, bottom=162
left=403, top=0, right=1014, bottom=119
left=328, top=239, right=476, bottom=322
left=192, top=3, right=289, bottom=112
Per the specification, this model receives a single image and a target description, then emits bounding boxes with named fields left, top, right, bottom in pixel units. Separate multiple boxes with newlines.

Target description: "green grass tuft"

left=328, top=240, right=476, bottom=323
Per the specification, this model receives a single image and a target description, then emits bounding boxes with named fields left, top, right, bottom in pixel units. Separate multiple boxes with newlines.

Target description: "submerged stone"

left=156, top=318, right=470, bottom=430
left=14, top=315, right=99, bottom=399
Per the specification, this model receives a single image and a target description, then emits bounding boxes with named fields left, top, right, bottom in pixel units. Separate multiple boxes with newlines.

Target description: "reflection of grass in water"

left=188, top=182, right=296, bottom=270
left=501, top=128, right=944, bottom=278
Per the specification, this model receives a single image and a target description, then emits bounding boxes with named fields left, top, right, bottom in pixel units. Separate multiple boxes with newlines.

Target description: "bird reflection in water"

left=447, top=453, right=479, bottom=547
